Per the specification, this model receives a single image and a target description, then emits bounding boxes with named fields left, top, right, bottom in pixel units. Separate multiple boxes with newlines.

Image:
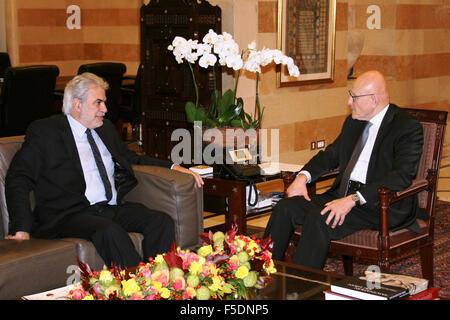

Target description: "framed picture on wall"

left=277, top=0, right=336, bottom=87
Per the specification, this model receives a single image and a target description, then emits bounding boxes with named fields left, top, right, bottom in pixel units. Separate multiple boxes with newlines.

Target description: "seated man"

left=264, top=70, right=426, bottom=269
left=5, top=72, right=203, bottom=268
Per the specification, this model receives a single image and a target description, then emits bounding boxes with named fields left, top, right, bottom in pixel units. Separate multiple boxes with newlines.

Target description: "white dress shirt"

left=67, top=115, right=117, bottom=205
left=298, top=104, right=390, bottom=204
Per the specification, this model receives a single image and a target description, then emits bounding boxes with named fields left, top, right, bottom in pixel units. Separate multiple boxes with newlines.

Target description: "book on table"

left=189, top=165, right=213, bottom=176
left=330, top=271, right=429, bottom=300
left=324, top=289, right=358, bottom=300
left=22, top=285, right=72, bottom=300
left=403, top=287, right=439, bottom=300
left=324, top=287, right=439, bottom=301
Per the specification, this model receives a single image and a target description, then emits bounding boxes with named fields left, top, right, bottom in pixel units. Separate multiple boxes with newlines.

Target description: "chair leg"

left=378, top=258, right=390, bottom=273
left=419, top=244, right=434, bottom=287
left=342, top=255, right=354, bottom=276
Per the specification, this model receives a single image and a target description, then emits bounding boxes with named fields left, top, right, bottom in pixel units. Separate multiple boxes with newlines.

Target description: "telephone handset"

left=218, top=163, right=261, bottom=178
left=212, top=148, right=261, bottom=206
left=213, top=148, right=261, bottom=178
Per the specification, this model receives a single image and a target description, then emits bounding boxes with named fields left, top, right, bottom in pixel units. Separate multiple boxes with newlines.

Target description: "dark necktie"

left=338, top=121, right=373, bottom=197
left=86, top=129, right=112, bottom=203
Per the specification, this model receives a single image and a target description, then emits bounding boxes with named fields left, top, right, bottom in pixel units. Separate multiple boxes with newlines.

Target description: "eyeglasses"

left=348, top=90, right=375, bottom=102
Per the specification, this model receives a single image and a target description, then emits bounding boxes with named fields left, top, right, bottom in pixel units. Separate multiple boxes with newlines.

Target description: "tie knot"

left=86, top=129, right=95, bottom=141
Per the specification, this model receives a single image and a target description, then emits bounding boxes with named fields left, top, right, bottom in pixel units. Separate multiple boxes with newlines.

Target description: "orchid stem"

left=255, top=72, right=260, bottom=121
left=212, top=65, right=217, bottom=117
left=233, top=69, right=240, bottom=105
left=187, top=62, right=199, bottom=108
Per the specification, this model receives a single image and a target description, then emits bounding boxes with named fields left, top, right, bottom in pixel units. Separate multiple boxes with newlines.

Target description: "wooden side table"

left=203, top=175, right=285, bottom=235
left=203, top=177, right=247, bottom=234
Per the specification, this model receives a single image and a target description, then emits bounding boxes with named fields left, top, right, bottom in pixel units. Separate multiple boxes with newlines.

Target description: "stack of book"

left=325, top=271, right=438, bottom=300
left=189, top=165, right=213, bottom=177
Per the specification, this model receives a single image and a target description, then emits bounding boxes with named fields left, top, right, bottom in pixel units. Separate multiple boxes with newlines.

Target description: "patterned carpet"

left=323, top=200, right=450, bottom=298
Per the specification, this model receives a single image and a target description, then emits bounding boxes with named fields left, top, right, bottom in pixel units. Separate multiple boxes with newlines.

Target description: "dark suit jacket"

left=6, top=114, right=171, bottom=238
left=302, top=104, right=425, bottom=232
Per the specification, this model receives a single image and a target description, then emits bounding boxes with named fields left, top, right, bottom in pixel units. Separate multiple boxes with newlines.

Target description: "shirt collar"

left=368, top=104, right=390, bottom=128
left=67, top=114, right=89, bottom=139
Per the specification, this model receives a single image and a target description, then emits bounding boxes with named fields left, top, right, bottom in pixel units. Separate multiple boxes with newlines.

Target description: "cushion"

left=0, top=239, right=77, bottom=299
left=330, top=219, right=428, bottom=250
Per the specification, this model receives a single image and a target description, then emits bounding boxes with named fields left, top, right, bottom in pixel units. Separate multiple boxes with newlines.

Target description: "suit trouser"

left=57, top=201, right=175, bottom=268
left=264, top=192, right=375, bottom=269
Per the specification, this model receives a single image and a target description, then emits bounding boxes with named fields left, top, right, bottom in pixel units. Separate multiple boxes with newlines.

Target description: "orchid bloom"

left=199, top=53, right=217, bottom=68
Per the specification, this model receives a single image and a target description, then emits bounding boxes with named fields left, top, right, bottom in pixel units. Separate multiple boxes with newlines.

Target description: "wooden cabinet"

left=140, top=0, right=221, bottom=161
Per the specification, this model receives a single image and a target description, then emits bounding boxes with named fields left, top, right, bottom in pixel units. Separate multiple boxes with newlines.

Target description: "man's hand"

left=286, top=174, right=311, bottom=201
left=171, top=164, right=204, bottom=188
left=320, top=195, right=356, bottom=228
left=5, top=231, right=30, bottom=240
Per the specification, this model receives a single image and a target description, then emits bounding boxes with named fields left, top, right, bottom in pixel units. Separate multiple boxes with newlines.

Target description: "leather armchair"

left=0, top=136, right=203, bottom=299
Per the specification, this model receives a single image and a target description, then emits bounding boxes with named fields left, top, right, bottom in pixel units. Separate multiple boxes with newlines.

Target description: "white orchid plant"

left=168, top=29, right=300, bottom=129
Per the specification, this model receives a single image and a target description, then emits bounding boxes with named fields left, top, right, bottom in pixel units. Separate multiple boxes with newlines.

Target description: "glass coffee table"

left=255, top=260, right=346, bottom=300
left=22, top=260, right=345, bottom=301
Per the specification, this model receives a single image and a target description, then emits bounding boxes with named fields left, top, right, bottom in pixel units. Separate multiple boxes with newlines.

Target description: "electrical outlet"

left=310, top=141, right=316, bottom=150
left=317, top=140, right=325, bottom=148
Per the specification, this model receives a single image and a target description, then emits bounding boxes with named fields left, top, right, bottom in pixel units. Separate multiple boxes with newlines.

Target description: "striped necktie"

left=85, top=129, right=112, bottom=203
left=338, top=121, right=373, bottom=197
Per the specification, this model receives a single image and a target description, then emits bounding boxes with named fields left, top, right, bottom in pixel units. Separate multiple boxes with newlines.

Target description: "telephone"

left=212, top=147, right=261, bottom=206
left=213, top=147, right=261, bottom=178
left=215, top=163, right=261, bottom=178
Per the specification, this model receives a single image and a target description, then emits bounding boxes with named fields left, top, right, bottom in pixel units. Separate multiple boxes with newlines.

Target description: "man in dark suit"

left=4, top=72, right=203, bottom=268
left=264, top=70, right=425, bottom=269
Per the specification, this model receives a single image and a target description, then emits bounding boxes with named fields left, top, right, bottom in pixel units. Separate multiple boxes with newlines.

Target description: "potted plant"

left=168, top=29, right=300, bottom=131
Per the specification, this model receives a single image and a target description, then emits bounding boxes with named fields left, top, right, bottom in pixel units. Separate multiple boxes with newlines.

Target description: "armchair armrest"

left=124, top=165, right=204, bottom=250
left=378, top=176, right=432, bottom=242
left=317, top=169, right=340, bottom=181
left=392, top=179, right=429, bottom=200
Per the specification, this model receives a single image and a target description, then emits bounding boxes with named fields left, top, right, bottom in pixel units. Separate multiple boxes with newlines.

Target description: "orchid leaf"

left=218, top=89, right=234, bottom=115
left=208, top=90, right=220, bottom=118
left=217, top=103, right=242, bottom=124
left=244, top=112, right=253, bottom=124
left=185, top=101, right=197, bottom=123
left=194, top=107, right=208, bottom=122
left=230, top=119, right=244, bottom=127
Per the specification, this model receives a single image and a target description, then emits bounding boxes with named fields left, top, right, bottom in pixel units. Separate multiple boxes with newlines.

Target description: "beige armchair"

left=0, top=136, right=203, bottom=299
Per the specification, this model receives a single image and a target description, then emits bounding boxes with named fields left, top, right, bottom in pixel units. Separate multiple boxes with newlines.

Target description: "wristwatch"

left=351, top=193, right=361, bottom=206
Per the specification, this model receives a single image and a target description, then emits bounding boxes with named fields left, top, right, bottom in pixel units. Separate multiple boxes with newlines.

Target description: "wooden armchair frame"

left=284, top=108, right=447, bottom=286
